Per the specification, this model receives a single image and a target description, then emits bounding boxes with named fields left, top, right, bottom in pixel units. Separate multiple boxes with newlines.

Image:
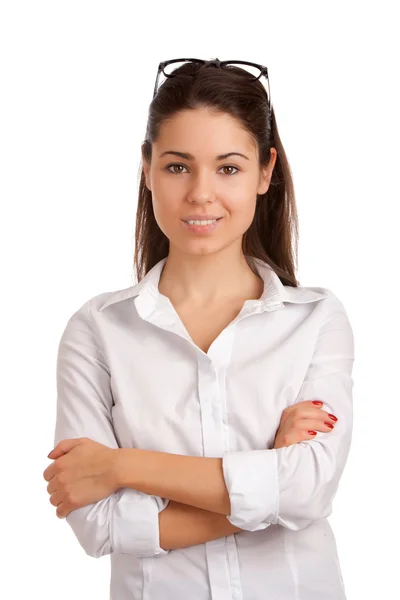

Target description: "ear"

left=141, top=148, right=152, bottom=192
left=257, top=147, right=277, bottom=195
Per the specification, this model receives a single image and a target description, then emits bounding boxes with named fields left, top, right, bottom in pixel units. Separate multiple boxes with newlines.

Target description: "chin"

left=170, top=239, right=220, bottom=257
left=185, top=239, right=238, bottom=258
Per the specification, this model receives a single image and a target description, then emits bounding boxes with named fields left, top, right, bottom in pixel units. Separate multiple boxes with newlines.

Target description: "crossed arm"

left=116, top=449, right=244, bottom=550
left=53, top=295, right=354, bottom=556
left=159, top=500, right=243, bottom=550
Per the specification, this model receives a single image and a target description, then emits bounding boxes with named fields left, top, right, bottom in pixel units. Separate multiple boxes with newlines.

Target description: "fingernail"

left=328, top=414, right=338, bottom=422
left=308, top=430, right=317, bottom=435
left=312, top=401, right=323, bottom=406
left=325, top=422, right=335, bottom=429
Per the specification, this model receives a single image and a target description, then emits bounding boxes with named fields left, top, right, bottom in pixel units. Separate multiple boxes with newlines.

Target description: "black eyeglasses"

left=153, top=57, right=272, bottom=110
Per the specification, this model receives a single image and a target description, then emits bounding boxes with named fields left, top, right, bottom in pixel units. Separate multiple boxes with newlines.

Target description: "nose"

left=187, top=171, right=217, bottom=205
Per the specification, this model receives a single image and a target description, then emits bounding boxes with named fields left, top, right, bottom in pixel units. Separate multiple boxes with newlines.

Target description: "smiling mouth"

left=181, top=218, right=224, bottom=234
left=182, top=217, right=223, bottom=224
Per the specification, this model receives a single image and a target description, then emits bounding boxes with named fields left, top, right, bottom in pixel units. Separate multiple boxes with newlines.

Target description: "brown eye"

left=165, top=164, right=239, bottom=175
left=165, top=164, right=188, bottom=175
left=220, top=166, right=239, bottom=176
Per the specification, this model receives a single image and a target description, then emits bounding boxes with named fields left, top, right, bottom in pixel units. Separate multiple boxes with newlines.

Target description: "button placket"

left=200, top=322, right=244, bottom=600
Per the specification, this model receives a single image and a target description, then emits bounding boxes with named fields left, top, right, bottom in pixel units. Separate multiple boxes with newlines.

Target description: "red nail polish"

left=312, top=401, right=323, bottom=406
left=308, top=430, right=317, bottom=435
left=328, top=414, right=338, bottom=421
left=325, top=422, right=334, bottom=429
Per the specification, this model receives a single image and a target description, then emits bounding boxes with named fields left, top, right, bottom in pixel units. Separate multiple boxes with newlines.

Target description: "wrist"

left=114, top=448, right=138, bottom=489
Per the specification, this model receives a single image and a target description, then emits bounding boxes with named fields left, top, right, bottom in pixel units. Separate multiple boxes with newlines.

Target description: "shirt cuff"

left=110, top=488, right=170, bottom=557
left=222, top=449, right=279, bottom=531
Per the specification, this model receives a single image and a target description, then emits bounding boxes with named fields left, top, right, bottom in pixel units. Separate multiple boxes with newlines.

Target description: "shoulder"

left=313, top=286, right=351, bottom=319
left=65, top=285, right=137, bottom=325
left=283, top=283, right=345, bottom=308
left=284, top=283, right=352, bottom=324
left=305, top=286, right=354, bottom=343
left=89, top=287, right=136, bottom=314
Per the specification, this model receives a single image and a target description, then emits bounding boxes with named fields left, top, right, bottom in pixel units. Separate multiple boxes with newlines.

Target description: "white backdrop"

left=1, top=1, right=398, bottom=599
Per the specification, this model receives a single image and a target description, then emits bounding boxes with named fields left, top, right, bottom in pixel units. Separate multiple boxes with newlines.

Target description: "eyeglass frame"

left=152, top=58, right=272, bottom=111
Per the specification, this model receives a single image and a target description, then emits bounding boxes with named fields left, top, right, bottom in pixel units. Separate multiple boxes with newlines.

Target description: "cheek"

left=152, top=196, right=181, bottom=235
left=226, top=195, right=257, bottom=225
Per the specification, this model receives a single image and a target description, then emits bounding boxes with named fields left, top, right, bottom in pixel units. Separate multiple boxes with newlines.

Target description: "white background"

left=1, top=1, right=398, bottom=598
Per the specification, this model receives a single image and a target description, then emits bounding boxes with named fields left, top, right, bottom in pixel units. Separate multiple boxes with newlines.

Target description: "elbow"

left=65, top=492, right=169, bottom=559
left=81, top=538, right=111, bottom=559
left=276, top=442, right=342, bottom=530
left=223, top=442, right=347, bottom=533
left=276, top=489, right=335, bottom=530
left=66, top=500, right=114, bottom=558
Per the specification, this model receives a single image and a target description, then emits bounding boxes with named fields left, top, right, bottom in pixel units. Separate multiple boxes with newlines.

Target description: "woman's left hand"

left=43, top=437, right=120, bottom=519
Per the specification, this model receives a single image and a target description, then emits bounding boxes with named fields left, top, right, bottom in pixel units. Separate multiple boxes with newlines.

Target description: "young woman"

left=43, top=58, right=355, bottom=600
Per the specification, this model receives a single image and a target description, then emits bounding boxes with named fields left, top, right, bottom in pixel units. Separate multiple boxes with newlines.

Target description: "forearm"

left=159, top=500, right=243, bottom=551
left=117, top=448, right=231, bottom=515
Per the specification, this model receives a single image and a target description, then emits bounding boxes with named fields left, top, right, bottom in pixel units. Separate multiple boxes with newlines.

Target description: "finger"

left=306, top=400, right=324, bottom=408
left=300, top=418, right=337, bottom=433
left=291, top=405, right=338, bottom=423
left=49, top=491, right=63, bottom=507
left=56, top=502, right=68, bottom=519
left=279, top=423, right=333, bottom=447
left=302, top=405, right=339, bottom=423
left=322, top=410, right=338, bottom=423
left=305, top=401, right=338, bottom=424
left=289, top=400, right=324, bottom=409
left=283, top=400, right=324, bottom=419
left=47, top=480, right=58, bottom=495
left=48, top=448, right=66, bottom=460
left=274, top=428, right=316, bottom=448
left=43, top=463, right=57, bottom=482
left=290, top=407, right=329, bottom=421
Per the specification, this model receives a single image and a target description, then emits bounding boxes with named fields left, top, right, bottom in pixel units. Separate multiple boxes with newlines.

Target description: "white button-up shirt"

left=53, top=255, right=355, bottom=600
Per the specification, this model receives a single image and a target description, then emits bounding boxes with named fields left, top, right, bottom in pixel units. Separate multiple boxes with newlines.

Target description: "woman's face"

left=142, top=107, right=277, bottom=257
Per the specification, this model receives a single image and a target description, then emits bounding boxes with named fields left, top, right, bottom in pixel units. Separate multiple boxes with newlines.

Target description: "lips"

left=182, top=218, right=223, bottom=234
left=182, top=216, right=223, bottom=222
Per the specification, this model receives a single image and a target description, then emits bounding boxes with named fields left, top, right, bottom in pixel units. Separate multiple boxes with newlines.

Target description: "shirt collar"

left=99, top=256, right=327, bottom=314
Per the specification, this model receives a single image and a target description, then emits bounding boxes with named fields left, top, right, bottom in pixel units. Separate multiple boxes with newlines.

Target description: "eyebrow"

left=159, top=150, right=250, bottom=161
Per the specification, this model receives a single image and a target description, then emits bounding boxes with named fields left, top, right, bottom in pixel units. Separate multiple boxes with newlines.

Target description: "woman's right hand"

left=273, top=400, right=338, bottom=449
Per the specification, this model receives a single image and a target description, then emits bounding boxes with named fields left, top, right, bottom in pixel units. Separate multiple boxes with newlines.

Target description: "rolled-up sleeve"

left=52, top=299, right=170, bottom=558
left=222, top=292, right=355, bottom=532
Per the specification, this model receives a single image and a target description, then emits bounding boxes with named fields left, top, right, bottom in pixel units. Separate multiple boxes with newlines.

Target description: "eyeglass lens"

left=162, top=60, right=262, bottom=80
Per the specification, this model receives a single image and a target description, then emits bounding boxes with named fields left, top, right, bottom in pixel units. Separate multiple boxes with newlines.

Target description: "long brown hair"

left=134, top=60, right=300, bottom=287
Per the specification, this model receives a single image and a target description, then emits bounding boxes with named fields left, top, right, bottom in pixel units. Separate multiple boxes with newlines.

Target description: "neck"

left=158, top=246, right=264, bottom=307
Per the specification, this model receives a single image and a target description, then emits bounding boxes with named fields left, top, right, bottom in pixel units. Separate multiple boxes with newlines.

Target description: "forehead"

left=155, top=108, right=257, bottom=155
